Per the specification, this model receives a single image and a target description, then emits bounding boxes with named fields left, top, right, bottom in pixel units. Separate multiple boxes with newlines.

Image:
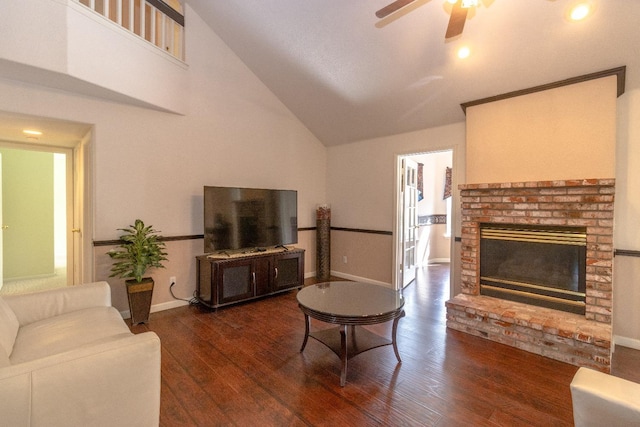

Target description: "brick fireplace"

left=446, top=179, right=614, bottom=371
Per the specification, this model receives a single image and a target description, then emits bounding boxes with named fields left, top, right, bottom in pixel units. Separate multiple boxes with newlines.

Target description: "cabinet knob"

left=274, top=267, right=278, bottom=279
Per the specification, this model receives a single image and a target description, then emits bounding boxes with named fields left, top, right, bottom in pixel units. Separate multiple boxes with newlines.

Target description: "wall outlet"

left=169, top=276, right=176, bottom=286
left=342, top=256, right=348, bottom=264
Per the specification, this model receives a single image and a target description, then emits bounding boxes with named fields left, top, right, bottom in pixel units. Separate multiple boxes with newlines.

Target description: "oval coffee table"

left=297, top=281, right=405, bottom=386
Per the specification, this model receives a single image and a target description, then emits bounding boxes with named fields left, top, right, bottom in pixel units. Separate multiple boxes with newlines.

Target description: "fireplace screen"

left=480, top=224, right=586, bottom=314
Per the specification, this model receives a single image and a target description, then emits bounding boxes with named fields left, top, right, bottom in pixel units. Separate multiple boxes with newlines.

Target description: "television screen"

left=204, top=186, right=298, bottom=253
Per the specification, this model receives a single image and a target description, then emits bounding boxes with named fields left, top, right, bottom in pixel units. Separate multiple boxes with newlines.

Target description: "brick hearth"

left=446, top=179, right=614, bottom=371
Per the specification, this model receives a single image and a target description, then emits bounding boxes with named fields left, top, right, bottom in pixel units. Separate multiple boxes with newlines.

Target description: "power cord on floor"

left=169, top=281, right=199, bottom=305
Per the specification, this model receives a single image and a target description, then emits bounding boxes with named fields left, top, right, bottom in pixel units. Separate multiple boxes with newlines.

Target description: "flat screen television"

left=203, top=186, right=298, bottom=253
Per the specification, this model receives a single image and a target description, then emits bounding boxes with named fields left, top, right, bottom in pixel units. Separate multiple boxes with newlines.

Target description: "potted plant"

left=108, top=219, right=168, bottom=324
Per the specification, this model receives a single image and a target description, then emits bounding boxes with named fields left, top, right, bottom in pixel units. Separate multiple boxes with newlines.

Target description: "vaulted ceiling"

left=1, top=1, right=638, bottom=148
left=186, top=0, right=640, bottom=146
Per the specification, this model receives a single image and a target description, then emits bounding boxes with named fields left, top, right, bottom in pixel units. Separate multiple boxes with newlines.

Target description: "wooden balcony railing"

left=75, top=0, right=184, bottom=61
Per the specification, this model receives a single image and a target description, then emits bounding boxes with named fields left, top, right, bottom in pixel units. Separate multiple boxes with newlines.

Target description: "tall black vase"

left=316, top=205, right=331, bottom=281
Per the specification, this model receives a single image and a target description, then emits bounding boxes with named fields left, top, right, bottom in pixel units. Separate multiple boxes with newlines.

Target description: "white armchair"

left=570, top=366, right=640, bottom=426
left=0, top=282, right=161, bottom=427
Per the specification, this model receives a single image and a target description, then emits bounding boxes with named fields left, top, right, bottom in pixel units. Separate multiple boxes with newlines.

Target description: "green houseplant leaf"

left=107, top=219, right=168, bottom=283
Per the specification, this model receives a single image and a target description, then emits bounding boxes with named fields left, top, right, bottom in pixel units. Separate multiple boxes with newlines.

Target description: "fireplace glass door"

left=479, top=224, right=586, bottom=314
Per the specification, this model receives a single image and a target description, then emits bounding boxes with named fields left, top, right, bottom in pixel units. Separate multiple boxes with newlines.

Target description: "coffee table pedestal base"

left=300, top=312, right=405, bottom=386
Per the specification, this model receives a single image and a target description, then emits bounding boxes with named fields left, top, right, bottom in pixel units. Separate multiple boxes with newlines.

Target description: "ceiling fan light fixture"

left=569, top=2, right=593, bottom=21
left=457, top=46, right=471, bottom=59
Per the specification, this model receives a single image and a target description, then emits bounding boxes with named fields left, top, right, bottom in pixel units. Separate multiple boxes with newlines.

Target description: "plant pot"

left=126, top=277, right=154, bottom=325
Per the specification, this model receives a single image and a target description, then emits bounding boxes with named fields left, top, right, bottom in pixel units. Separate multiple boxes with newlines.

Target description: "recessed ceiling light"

left=569, top=2, right=592, bottom=21
left=457, top=46, right=471, bottom=59
left=23, top=129, right=43, bottom=136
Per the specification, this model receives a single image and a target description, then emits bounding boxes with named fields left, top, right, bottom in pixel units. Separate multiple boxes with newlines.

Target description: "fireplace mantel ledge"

left=446, top=294, right=611, bottom=348
left=459, top=178, right=615, bottom=191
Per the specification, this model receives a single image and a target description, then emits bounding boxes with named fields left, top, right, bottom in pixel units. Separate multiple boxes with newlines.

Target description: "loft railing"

left=75, top=0, right=185, bottom=61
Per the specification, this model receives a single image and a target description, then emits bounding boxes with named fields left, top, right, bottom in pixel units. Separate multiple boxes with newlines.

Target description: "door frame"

left=72, top=132, right=92, bottom=285
left=0, top=138, right=91, bottom=286
left=392, top=148, right=458, bottom=293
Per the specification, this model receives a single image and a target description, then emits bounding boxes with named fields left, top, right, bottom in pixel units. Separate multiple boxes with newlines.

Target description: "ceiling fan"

left=375, top=0, right=478, bottom=39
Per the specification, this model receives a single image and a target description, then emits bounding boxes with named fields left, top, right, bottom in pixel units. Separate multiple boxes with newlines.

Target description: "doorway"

left=0, top=112, right=92, bottom=294
left=0, top=145, right=72, bottom=293
left=393, top=149, right=453, bottom=290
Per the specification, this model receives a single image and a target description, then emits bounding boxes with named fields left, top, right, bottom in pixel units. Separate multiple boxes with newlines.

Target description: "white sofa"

left=0, top=281, right=161, bottom=426
left=570, top=367, right=640, bottom=426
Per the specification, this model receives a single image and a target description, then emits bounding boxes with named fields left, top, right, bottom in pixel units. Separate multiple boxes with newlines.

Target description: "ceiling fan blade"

left=375, top=0, right=417, bottom=19
left=445, top=1, right=469, bottom=39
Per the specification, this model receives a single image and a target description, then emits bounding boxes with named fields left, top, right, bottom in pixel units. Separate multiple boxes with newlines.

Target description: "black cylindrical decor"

left=316, top=204, right=331, bottom=281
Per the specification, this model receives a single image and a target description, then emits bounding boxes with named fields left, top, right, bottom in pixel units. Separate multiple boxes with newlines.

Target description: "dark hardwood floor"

left=131, top=264, right=640, bottom=426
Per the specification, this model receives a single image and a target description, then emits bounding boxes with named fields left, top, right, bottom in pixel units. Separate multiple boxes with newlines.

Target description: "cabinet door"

left=196, top=258, right=213, bottom=305
left=216, top=258, right=255, bottom=304
left=273, top=252, right=303, bottom=292
left=254, top=256, right=272, bottom=297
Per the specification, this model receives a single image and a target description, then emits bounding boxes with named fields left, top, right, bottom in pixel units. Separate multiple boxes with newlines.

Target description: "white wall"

left=412, top=151, right=452, bottom=264
left=0, top=3, right=327, bottom=311
left=414, top=151, right=451, bottom=218
left=0, top=0, right=188, bottom=114
left=613, top=85, right=640, bottom=347
left=466, top=76, right=617, bottom=183
left=0, top=4, right=327, bottom=235
left=615, top=87, right=640, bottom=256
left=327, top=123, right=465, bottom=231
left=326, top=123, right=465, bottom=285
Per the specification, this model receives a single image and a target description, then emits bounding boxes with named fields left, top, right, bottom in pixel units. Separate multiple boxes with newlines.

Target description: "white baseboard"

left=613, top=335, right=640, bottom=352
left=305, top=270, right=391, bottom=288
left=425, top=258, right=450, bottom=264
left=119, top=299, right=190, bottom=320
left=329, top=271, right=392, bottom=288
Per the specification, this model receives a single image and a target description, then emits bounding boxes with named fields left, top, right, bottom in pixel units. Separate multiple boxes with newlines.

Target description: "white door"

left=401, top=158, right=418, bottom=287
